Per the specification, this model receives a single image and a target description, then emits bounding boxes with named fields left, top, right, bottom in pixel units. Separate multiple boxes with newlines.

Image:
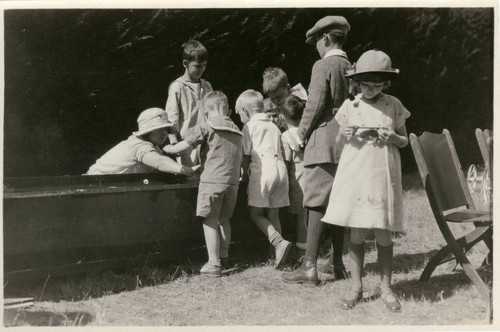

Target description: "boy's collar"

left=250, top=113, right=271, bottom=121
left=323, top=49, right=347, bottom=59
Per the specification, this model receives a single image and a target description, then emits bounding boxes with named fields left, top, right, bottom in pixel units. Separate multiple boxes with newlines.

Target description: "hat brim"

left=133, top=123, right=174, bottom=136
left=305, top=36, right=316, bottom=45
left=346, top=69, right=399, bottom=81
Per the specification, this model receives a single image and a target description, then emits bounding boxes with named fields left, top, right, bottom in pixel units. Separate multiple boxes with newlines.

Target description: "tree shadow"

left=4, top=309, right=94, bottom=326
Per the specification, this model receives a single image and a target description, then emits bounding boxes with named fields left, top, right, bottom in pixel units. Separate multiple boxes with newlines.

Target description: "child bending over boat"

left=86, top=108, right=195, bottom=175
left=163, top=91, right=243, bottom=277
left=236, top=89, right=291, bottom=268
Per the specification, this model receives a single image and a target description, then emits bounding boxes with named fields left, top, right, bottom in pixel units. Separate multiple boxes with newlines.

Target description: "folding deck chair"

left=475, top=128, right=493, bottom=183
left=409, top=129, right=492, bottom=303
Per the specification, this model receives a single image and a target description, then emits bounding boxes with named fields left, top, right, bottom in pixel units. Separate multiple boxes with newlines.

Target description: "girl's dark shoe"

left=340, top=291, right=363, bottom=310
left=281, top=257, right=319, bottom=286
left=381, top=292, right=401, bottom=313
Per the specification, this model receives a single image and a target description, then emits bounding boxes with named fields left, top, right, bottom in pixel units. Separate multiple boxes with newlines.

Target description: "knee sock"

left=304, top=208, right=325, bottom=262
left=330, top=225, right=346, bottom=267
left=377, top=242, right=394, bottom=294
left=270, top=231, right=284, bottom=248
left=349, top=242, right=365, bottom=292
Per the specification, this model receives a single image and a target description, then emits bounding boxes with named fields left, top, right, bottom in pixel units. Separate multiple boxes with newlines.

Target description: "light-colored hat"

left=305, top=16, right=350, bottom=45
left=133, top=108, right=173, bottom=136
left=346, top=49, right=399, bottom=81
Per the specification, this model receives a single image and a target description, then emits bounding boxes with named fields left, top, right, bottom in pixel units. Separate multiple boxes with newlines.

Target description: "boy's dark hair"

left=282, top=95, right=305, bottom=121
left=182, top=40, right=209, bottom=63
left=326, top=30, right=347, bottom=47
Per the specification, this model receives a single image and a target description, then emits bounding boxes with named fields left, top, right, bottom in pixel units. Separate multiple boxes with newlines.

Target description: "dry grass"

left=3, top=173, right=493, bottom=327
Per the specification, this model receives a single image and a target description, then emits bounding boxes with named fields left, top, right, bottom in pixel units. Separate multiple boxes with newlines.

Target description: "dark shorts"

left=302, top=163, right=337, bottom=208
left=197, top=182, right=239, bottom=219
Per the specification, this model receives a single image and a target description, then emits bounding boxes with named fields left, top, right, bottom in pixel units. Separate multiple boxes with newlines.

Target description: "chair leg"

left=440, top=224, right=491, bottom=304
left=420, top=225, right=492, bottom=282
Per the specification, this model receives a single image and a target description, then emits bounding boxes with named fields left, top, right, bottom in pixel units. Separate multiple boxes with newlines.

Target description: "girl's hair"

left=182, top=40, right=208, bottom=63
left=203, top=91, right=229, bottom=116
left=235, top=89, right=264, bottom=114
left=262, top=67, right=289, bottom=94
left=282, top=94, right=305, bottom=122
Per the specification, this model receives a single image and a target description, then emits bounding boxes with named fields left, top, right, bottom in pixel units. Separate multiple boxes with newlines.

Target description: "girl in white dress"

left=322, top=50, right=410, bottom=312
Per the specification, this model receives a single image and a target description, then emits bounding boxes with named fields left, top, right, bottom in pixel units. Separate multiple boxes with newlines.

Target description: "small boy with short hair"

left=236, top=89, right=291, bottom=268
left=163, top=91, right=242, bottom=277
left=262, top=67, right=308, bottom=108
left=165, top=39, right=214, bottom=166
left=280, top=95, right=308, bottom=260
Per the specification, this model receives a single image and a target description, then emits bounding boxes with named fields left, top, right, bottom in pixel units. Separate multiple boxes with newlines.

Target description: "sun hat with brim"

left=305, top=16, right=350, bottom=45
left=133, top=107, right=174, bottom=136
left=346, top=49, right=399, bottom=81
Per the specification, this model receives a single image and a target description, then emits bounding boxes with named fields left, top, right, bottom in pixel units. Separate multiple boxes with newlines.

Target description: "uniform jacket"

left=297, top=51, right=350, bottom=166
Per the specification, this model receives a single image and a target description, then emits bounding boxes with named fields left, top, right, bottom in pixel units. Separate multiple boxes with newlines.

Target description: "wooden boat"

left=3, top=173, right=295, bottom=282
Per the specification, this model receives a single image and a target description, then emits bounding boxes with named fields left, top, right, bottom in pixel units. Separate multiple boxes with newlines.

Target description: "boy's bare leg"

left=266, top=208, right=282, bottom=234
left=202, top=217, right=221, bottom=267
left=249, top=206, right=291, bottom=267
left=218, top=217, right=231, bottom=260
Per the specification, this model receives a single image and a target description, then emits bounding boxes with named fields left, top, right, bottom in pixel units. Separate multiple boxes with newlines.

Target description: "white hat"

left=132, top=108, right=173, bottom=136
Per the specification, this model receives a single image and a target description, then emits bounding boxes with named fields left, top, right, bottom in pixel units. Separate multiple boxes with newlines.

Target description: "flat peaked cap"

left=305, top=16, right=350, bottom=44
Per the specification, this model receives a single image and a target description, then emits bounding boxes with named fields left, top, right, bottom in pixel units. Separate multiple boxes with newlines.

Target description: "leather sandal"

left=340, top=291, right=363, bottom=310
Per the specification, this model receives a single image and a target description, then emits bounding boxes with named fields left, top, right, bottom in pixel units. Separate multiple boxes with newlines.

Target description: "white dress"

left=322, top=93, right=410, bottom=232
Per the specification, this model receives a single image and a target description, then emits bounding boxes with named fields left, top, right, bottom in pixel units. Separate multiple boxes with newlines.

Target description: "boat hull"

left=3, top=173, right=294, bottom=282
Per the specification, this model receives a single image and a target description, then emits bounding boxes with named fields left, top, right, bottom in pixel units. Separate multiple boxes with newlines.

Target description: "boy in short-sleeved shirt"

left=236, top=89, right=292, bottom=268
left=164, top=91, right=242, bottom=277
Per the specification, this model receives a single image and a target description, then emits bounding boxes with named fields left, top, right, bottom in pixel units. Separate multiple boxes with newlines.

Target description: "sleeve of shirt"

left=281, top=134, right=293, bottom=163
left=297, top=61, right=329, bottom=142
left=165, top=82, right=182, bottom=131
left=134, top=140, right=159, bottom=163
left=242, top=125, right=252, bottom=156
left=393, top=97, right=411, bottom=129
left=183, top=124, right=206, bottom=148
left=334, top=100, right=349, bottom=127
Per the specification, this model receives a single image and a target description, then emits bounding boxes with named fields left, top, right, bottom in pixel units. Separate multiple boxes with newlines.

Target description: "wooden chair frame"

left=410, top=129, right=492, bottom=303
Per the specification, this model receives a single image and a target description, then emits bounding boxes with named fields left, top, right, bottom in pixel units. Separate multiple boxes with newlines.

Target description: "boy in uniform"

left=282, top=16, right=352, bottom=285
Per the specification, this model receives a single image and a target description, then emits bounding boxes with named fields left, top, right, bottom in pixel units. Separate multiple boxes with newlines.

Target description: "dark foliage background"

left=3, top=8, right=493, bottom=177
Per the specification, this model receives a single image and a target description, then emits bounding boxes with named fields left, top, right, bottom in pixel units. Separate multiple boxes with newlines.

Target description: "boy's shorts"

left=302, top=163, right=337, bottom=208
left=287, top=179, right=304, bottom=215
left=196, top=182, right=239, bottom=219
left=247, top=177, right=289, bottom=208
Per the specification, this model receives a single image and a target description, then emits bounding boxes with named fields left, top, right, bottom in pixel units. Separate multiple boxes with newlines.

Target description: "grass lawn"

left=3, top=173, right=493, bottom=327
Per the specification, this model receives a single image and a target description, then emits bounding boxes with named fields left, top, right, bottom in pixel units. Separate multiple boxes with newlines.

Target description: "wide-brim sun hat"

left=305, top=16, right=350, bottom=45
left=133, top=107, right=174, bottom=136
left=346, top=49, right=399, bottom=81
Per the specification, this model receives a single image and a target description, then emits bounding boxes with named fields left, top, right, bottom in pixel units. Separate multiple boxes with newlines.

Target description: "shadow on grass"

left=364, top=250, right=437, bottom=274
left=391, top=266, right=492, bottom=303
left=4, top=309, right=94, bottom=326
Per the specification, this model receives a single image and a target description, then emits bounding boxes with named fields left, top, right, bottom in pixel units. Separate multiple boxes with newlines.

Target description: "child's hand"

left=191, top=165, right=202, bottom=173
left=179, top=165, right=194, bottom=175
left=341, top=126, right=358, bottom=139
left=377, top=127, right=396, bottom=145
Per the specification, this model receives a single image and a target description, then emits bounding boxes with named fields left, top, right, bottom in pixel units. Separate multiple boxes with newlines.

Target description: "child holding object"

left=322, top=49, right=410, bottom=312
left=86, top=108, right=195, bottom=176
left=165, top=40, right=214, bottom=166
left=280, top=94, right=308, bottom=261
left=236, top=89, right=292, bottom=268
left=163, top=91, right=243, bottom=277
